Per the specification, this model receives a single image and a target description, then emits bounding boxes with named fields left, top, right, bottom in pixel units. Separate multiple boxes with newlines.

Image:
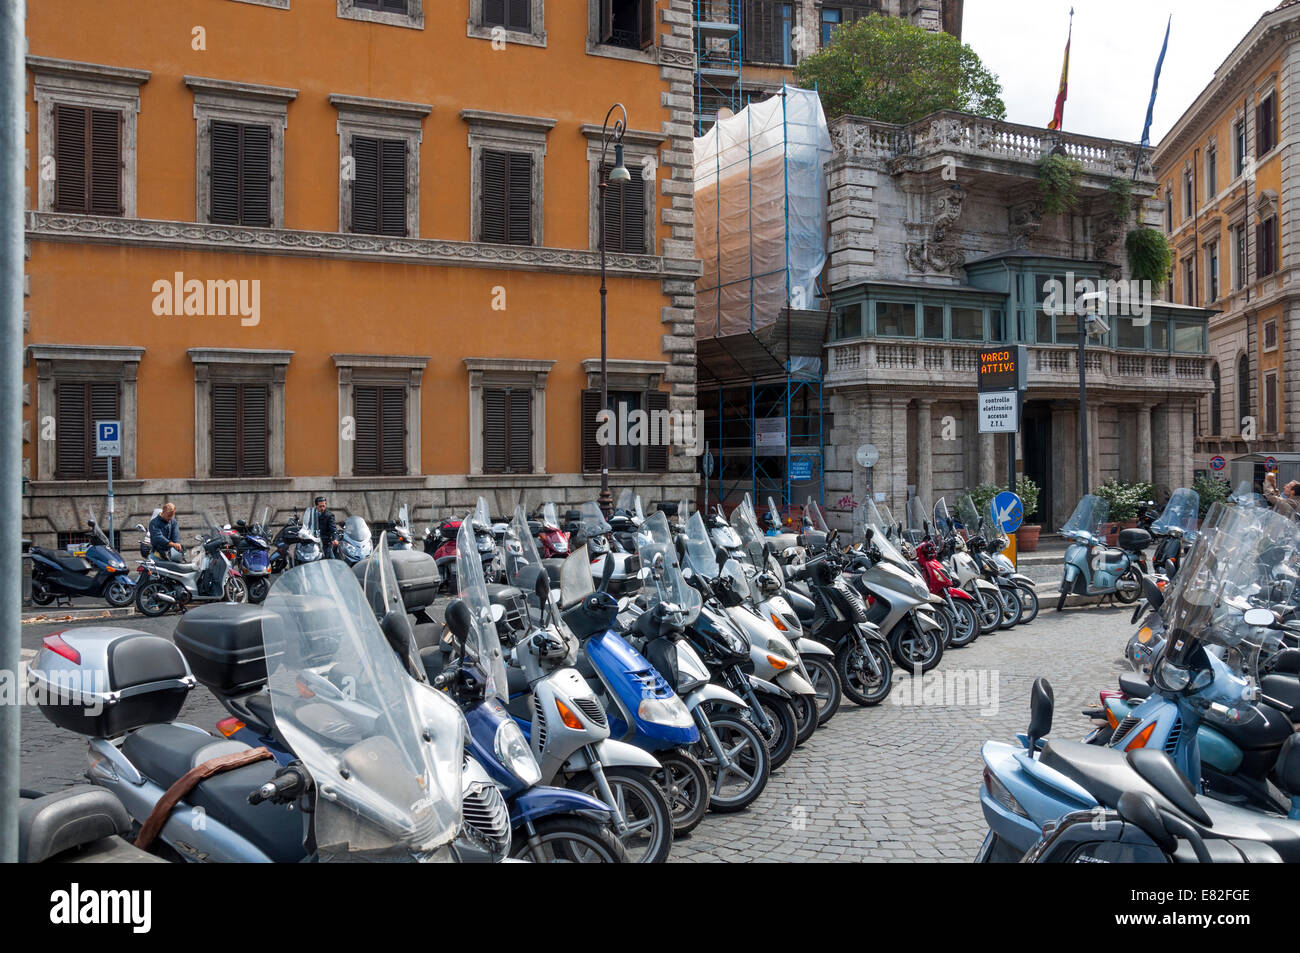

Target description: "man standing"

left=312, top=496, right=339, bottom=559
left=149, top=502, right=184, bottom=562
left=1264, top=472, right=1300, bottom=514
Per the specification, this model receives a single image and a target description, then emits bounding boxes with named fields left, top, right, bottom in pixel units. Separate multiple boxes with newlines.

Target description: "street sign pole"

left=96, top=421, right=122, bottom=543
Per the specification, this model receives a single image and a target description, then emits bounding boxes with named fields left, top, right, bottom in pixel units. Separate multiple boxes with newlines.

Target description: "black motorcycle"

left=27, top=515, right=134, bottom=609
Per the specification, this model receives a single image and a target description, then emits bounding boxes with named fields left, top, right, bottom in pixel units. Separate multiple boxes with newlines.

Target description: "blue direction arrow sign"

left=991, top=491, right=1024, bottom=534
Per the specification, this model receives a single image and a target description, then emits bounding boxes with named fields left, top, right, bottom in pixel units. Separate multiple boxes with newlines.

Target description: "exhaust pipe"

left=156, top=592, right=176, bottom=604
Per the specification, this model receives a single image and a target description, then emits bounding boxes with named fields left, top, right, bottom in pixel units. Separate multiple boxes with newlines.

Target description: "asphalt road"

left=17, top=595, right=1134, bottom=861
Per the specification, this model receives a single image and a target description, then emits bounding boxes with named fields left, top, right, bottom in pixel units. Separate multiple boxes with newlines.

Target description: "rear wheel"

left=103, top=578, right=134, bottom=608
left=574, top=767, right=673, bottom=864
left=1115, top=568, right=1142, bottom=605
left=947, top=598, right=981, bottom=648
left=135, top=579, right=172, bottom=617
left=30, top=580, right=54, bottom=606
left=836, top=640, right=893, bottom=706
left=802, top=655, right=842, bottom=725
left=510, top=816, right=629, bottom=863
left=223, top=576, right=249, bottom=604
left=651, top=750, right=710, bottom=836
left=1017, top=584, right=1040, bottom=624
left=692, top=711, right=770, bottom=813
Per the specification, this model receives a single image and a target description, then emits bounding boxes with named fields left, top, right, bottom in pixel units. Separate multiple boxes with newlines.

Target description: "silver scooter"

left=132, top=514, right=248, bottom=616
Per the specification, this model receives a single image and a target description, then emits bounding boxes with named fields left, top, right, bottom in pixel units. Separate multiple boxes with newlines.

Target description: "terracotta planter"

left=1016, top=524, right=1041, bottom=551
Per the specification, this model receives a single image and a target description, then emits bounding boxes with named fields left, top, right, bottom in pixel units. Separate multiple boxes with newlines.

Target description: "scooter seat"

left=1038, top=739, right=1173, bottom=812
left=18, top=785, right=150, bottom=863
left=1118, top=672, right=1153, bottom=699
left=122, top=723, right=248, bottom=789
left=37, top=548, right=94, bottom=572
left=1261, top=673, right=1300, bottom=721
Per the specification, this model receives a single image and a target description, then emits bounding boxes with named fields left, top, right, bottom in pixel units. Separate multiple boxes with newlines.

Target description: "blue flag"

left=1140, top=16, right=1171, bottom=149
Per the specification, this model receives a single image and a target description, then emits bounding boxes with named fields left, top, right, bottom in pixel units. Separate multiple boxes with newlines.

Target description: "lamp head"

left=608, top=143, right=632, bottom=184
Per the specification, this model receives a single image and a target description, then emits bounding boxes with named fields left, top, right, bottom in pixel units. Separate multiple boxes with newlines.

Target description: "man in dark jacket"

left=149, top=502, right=184, bottom=561
left=312, top=496, right=339, bottom=559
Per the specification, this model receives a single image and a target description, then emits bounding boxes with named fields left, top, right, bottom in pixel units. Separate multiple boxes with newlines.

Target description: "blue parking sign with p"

left=95, top=420, right=121, bottom=457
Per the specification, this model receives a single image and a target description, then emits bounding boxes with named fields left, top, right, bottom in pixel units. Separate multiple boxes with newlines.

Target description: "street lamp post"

left=597, top=104, right=630, bottom=517
left=1077, top=313, right=1089, bottom=498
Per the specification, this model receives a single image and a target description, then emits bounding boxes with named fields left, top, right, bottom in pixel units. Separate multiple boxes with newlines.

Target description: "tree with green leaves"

left=795, top=14, right=1006, bottom=124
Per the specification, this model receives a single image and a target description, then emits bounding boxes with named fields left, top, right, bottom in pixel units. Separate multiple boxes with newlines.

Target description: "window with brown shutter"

left=54, top=380, right=121, bottom=480
left=483, top=0, right=530, bottom=29
left=480, top=149, right=533, bottom=245
left=601, top=163, right=646, bottom=254
left=353, top=384, right=407, bottom=476
left=580, top=387, right=671, bottom=473
left=210, top=120, right=272, bottom=227
left=1256, top=216, right=1278, bottom=278
left=355, top=0, right=408, bottom=12
left=1256, top=92, right=1277, bottom=155
left=483, top=387, right=532, bottom=473
left=600, top=1, right=654, bottom=50
left=351, top=135, right=408, bottom=236
left=53, top=103, right=122, bottom=215
left=743, top=1, right=793, bottom=64
left=211, top=381, right=270, bottom=477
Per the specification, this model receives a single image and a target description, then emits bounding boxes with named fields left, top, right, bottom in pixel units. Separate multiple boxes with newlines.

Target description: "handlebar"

left=248, top=766, right=307, bottom=805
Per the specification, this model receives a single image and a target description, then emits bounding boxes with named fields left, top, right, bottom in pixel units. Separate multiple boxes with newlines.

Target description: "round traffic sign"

left=856, top=444, right=879, bottom=468
left=991, top=491, right=1024, bottom=533
left=1266, top=456, right=1279, bottom=472
left=1210, top=455, right=1226, bottom=471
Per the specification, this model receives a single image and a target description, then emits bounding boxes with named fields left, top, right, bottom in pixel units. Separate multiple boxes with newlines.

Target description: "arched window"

left=1210, top=362, right=1222, bottom=434
left=1237, top=353, right=1251, bottom=431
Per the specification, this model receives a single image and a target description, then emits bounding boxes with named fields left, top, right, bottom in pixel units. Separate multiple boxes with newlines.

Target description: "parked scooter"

left=27, top=558, right=468, bottom=862
left=27, top=509, right=134, bottom=608
left=936, top=498, right=1003, bottom=635
left=534, top=501, right=571, bottom=558
left=1148, top=488, right=1200, bottom=579
left=133, top=515, right=247, bottom=616
left=1056, top=493, right=1145, bottom=611
left=338, top=514, right=374, bottom=566
left=231, top=508, right=273, bottom=603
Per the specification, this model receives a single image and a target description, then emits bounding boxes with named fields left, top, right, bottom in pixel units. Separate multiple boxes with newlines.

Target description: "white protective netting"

left=694, top=85, right=832, bottom=339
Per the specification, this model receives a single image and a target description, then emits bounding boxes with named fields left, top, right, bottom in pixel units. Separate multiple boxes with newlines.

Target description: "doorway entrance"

left=1022, top=401, right=1053, bottom=530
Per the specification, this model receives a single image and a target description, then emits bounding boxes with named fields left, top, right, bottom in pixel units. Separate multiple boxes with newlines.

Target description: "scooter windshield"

left=862, top=499, right=909, bottom=568
left=299, top=508, right=320, bottom=543
left=577, top=500, right=611, bottom=537
left=905, top=496, right=931, bottom=541
left=1150, top=488, right=1199, bottom=536
left=256, top=507, right=270, bottom=534
left=456, top=515, right=510, bottom=704
left=1061, top=495, right=1110, bottom=539
left=933, top=498, right=955, bottom=536
left=1161, top=503, right=1300, bottom=678
left=541, top=502, right=561, bottom=530
left=86, top=507, right=110, bottom=547
left=260, top=559, right=463, bottom=859
left=471, top=497, right=492, bottom=531
left=506, top=504, right=546, bottom=589
left=805, top=498, right=830, bottom=533
left=766, top=497, right=784, bottom=532
left=683, top=510, right=720, bottom=579
left=729, top=494, right=769, bottom=569
left=636, top=511, right=702, bottom=621
left=343, top=515, right=370, bottom=544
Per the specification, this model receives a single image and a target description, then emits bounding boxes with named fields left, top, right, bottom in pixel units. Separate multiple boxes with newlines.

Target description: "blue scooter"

left=27, top=511, right=134, bottom=608
left=233, top=508, right=273, bottom=603
left=1055, top=493, right=1146, bottom=612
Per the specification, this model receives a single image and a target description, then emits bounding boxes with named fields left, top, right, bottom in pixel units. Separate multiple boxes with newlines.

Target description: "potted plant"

left=968, top=482, right=1003, bottom=531
left=1015, top=475, right=1042, bottom=551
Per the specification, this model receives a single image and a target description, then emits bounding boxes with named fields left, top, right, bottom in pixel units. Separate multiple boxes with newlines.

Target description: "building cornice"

left=184, top=75, right=299, bottom=104
left=26, top=211, right=703, bottom=280
left=26, top=55, right=150, bottom=85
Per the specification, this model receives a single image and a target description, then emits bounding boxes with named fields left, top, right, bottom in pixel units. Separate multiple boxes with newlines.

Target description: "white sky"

left=963, top=0, right=1281, bottom=145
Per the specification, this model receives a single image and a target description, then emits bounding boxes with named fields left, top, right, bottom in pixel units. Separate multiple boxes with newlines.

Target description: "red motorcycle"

left=913, top=537, right=982, bottom=648
left=534, top=502, right=571, bottom=558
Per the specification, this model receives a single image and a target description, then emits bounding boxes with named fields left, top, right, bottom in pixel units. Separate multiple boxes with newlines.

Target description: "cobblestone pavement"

left=17, top=598, right=1135, bottom=861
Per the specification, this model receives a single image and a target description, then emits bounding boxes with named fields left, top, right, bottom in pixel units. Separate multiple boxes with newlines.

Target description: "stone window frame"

left=462, top=110, right=556, bottom=246
left=28, top=56, right=150, bottom=218
left=464, top=358, right=555, bottom=476
left=188, top=348, right=292, bottom=479
left=332, top=354, right=428, bottom=478
left=337, top=0, right=424, bottom=31
left=1263, top=317, right=1278, bottom=353
left=586, top=0, right=660, bottom=65
left=467, top=0, right=546, bottom=47
left=331, top=94, right=432, bottom=237
left=581, top=125, right=665, bottom=254
left=186, top=76, right=297, bottom=228
left=581, top=358, right=669, bottom=474
left=29, top=345, right=144, bottom=482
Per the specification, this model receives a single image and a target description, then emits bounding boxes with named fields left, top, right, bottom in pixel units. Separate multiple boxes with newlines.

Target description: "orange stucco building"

left=23, top=0, right=701, bottom=545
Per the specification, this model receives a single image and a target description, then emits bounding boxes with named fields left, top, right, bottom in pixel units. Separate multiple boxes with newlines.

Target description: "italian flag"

left=1048, top=10, right=1073, bottom=131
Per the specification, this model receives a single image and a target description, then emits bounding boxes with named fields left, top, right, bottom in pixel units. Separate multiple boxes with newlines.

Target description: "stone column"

left=916, top=399, right=934, bottom=504
left=1137, top=404, right=1154, bottom=484
left=978, top=432, right=995, bottom=485
left=1087, top=403, right=1102, bottom=491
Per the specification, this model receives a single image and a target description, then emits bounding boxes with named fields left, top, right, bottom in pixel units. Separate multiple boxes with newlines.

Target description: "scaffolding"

left=693, top=84, right=832, bottom=511
left=693, top=1, right=742, bottom=137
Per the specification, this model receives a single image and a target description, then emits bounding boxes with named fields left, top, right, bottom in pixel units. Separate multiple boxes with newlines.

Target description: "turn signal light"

left=1105, top=707, right=1118, bottom=730
left=1137, top=626, right=1154, bottom=644
left=555, top=699, right=584, bottom=730
left=766, top=654, right=789, bottom=670
left=1125, top=723, right=1156, bottom=751
left=770, top=613, right=789, bottom=631
left=216, top=717, right=245, bottom=738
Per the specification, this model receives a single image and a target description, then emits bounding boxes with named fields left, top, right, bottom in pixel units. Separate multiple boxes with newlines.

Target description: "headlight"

left=724, top=631, right=746, bottom=654
left=477, top=537, right=494, bottom=553
left=766, top=638, right=797, bottom=663
left=638, top=696, right=694, bottom=729
left=494, top=720, right=541, bottom=786
left=1153, top=658, right=1191, bottom=692
left=554, top=538, right=569, bottom=552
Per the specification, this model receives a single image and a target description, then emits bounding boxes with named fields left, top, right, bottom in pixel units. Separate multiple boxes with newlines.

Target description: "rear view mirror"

left=1116, top=792, right=1176, bottom=853
left=1244, top=607, right=1276, bottom=628
left=135, top=523, right=146, bottom=533
left=1027, top=677, right=1053, bottom=748
left=444, top=598, right=472, bottom=651
left=489, top=603, right=506, bottom=624
left=598, top=554, right=615, bottom=592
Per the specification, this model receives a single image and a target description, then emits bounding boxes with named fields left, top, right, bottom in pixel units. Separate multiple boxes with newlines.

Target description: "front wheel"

left=574, top=768, right=673, bottom=864
left=790, top=692, right=818, bottom=745
left=692, top=711, right=770, bottom=813
left=510, top=816, right=629, bottom=863
left=103, top=577, right=135, bottom=608
left=975, top=588, right=1002, bottom=633
left=997, top=586, right=1023, bottom=629
left=948, top=598, right=981, bottom=648
left=1017, top=584, right=1040, bottom=624
left=135, top=579, right=173, bottom=617
left=802, top=655, right=842, bottom=725
left=891, top=621, right=944, bottom=673
left=836, top=640, right=894, bottom=706
left=652, top=750, right=710, bottom=836
left=755, top=697, right=797, bottom=770
left=246, top=576, right=270, bottom=604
